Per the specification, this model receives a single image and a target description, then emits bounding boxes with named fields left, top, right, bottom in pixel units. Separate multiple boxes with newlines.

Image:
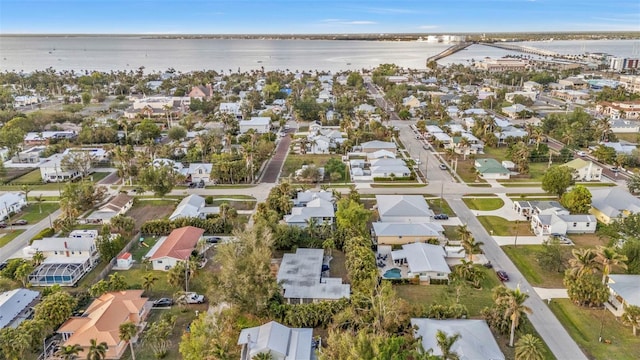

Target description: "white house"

left=183, top=163, right=213, bottom=184
left=168, top=194, right=218, bottom=221
left=0, top=288, right=40, bottom=330
left=39, top=154, right=83, bottom=183
left=606, top=275, right=640, bottom=317
left=390, top=242, right=451, bottom=282
left=474, top=158, right=510, bottom=180
left=528, top=202, right=597, bottom=236
left=284, top=197, right=335, bottom=228
left=502, top=104, right=531, bottom=119
left=239, top=117, right=271, bottom=134
left=376, top=195, right=434, bottom=223
left=563, top=159, right=602, bottom=181
left=84, top=193, right=134, bottom=224
left=0, top=193, right=27, bottom=220
left=219, top=102, right=242, bottom=118
left=148, top=226, right=205, bottom=271
left=238, top=321, right=314, bottom=360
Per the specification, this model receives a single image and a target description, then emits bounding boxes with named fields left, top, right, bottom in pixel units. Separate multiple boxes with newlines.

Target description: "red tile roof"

left=150, top=226, right=204, bottom=261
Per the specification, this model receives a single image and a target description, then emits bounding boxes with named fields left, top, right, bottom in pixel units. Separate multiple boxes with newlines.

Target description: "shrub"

left=30, top=227, right=55, bottom=244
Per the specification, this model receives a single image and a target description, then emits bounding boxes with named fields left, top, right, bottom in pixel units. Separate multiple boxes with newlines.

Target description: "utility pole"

left=514, top=220, right=519, bottom=247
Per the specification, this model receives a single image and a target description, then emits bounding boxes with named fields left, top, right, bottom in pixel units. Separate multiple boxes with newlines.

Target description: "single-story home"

left=0, top=288, right=40, bottom=330
left=590, top=187, right=640, bottom=224
left=57, top=290, right=150, bottom=359
left=358, top=140, right=397, bottom=154
left=284, top=197, right=335, bottom=228
left=148, top=226, right=205, bottom=271
left=411, top=319, right=504, bottom=360
left=376, top=195, right=434, bottom=223
left=239, top=117, right=271, bottom=134
left=238, top=321, right=314, bottom=360
left=372, top=222, right=444, bottom=245
left=85, top=193, right=134, bottom=224
left=169, top=194, right=218, bottom=221
left=0, top=192, right=27, bottom=220
left=39, top=154, right=84, bottom=183
left=277, top=248, right=350, bottom=304
left=391, top=242, right=451, bottom=282
left=531, top=213, right=597, bottom=236
left=474, top=158, right=510, bottom=180
left=606, top=274, right=640, bottom=317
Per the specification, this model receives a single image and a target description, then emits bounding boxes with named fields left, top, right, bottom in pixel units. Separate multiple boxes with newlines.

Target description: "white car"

left=178, top=292, right=205, bottom=304
left=576, top=151, right=586, bottom=156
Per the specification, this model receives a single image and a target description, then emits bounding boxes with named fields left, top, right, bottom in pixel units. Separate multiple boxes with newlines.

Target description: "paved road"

left=260, top=133, right=292, bottom=183
left=0, top=209, right=62, bottom=263
left=447, top=196, right=588, bottom=360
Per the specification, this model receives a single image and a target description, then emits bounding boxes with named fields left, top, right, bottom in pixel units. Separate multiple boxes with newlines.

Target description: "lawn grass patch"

left=370, top=183, right=424, bottom=188
left=394, top=267, right=501, bottom=316
left=502, top=245, right=568, bottom=288
left=462, top=197, right=504, bottom=211
left=482, top=147, right=509, bottom=161
left=11, top=169, right=44, bottom=184
left=0, top=229, right=25, bottom=248
left=281, top=154, right=337, bottom=177
left=549, top=299, right=640, bottom=360
left=204, top=184, right=256, bottom=189
left=477, top=216, right=533, bottom=236
left=14, top=203, right=59, bottom=223
left=90, top=172, right=111, bottom=182
left=613, top=132, right=638, bottom=143
left=443, top=225, right=460, bottom=240
left=454, top=159, right=486, bottom=183
left=426, top=198, right=454, bottom=216
left=577, top=182, right=616, bottom=187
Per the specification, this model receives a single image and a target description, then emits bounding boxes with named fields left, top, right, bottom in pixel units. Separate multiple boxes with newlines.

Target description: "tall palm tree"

left=568, top=248, right=599, bottom=278
left=499, top=286, right=533, bottom=347
left=32, top=250, right=46, bottom=266
left=461, top=236, right=484, bottom=261
left=86, top=339, right=108, bottom=360
left=21, top=185, right=31, bottom=204
left=455, top=224, right=472, bottom=243
left=119, top=322, right=138, bottom=360
left=435, top=329, right=461, bottom=360
left=515, top=334, right=545, bottom=360
left=56, top=344, right=83, bottom=360
left=596, top=246, right=628, bottom=284
left=622, top=305, right=640, bottom=336
left=142, top=273, right=158, bottom=295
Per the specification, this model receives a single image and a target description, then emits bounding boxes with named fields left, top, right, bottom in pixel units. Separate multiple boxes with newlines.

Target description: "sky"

left=1, top=0, right=639, bottom=34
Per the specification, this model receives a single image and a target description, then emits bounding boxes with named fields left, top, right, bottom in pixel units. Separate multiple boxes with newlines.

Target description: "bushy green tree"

left=560, top=185, right=592, bottom=213
left=541, top=165, right=574, bottom=198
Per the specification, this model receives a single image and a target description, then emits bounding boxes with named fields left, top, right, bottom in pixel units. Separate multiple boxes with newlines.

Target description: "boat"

left=257, top=60, right=263, bottom=63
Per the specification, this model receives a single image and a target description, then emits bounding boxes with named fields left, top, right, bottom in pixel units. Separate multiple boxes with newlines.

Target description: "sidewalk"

left=533, top=287, right=569, bottom=300
left=493, top=236, right=544, bottom=246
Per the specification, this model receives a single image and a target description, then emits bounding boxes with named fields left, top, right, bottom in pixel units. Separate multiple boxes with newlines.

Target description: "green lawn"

left=477, top=216, right=533, bottom=236
left=204, top=184, right=257, bottom=189
left=11, top=169, right=44, bottom=184
left=462, top=197, right=505, bottom=211
left=116, top=265, right=178, bottom=298
left=370, top=183, right=424, bottom=188
left=13, top=203, right=59, bottom=223
left=131, top=236, right=160, bottom=261
left=502, top=245, right=568, bottom=288
left=482, top=147, right=509, bottom=161
left=443, top=225, right=461, bottom=240
left=426, top=198, right=454, bottom=216
left=209, top=195, right=256, bottom=200
left=0, top=229, right=25, bottom=248
left=549, top=299, right=640, bottom=360
left=90, top=172, right=111, bottom=182
left=281, top=154, right=338, bottom=178
left=613, top=132, right=639, bottom=143
left=394, top=267, right=502, bottom=316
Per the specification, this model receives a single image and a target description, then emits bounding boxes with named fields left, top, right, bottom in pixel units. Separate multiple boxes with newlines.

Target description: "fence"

left=93, top=232, right=141, bottom=282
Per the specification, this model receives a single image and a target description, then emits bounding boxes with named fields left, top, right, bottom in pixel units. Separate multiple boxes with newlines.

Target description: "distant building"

left=239, top=117, right=271, bottom=134
left=0, top=192, right=27, bottom=220
left=596, top=101, right=640, bottom=120
left=188, top=84, right=214, bottom=99
left=476, top=58, right=528, bottom=72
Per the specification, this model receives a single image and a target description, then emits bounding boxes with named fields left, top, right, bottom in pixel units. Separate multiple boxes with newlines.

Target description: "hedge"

left=30, top=227, right=55, bottom=244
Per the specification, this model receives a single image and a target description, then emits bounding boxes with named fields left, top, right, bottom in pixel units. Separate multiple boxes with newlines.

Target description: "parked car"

left=611, top=167, right=620, bottom=173
left=423, top=145, right=429, bottom=150
left=433, top=214, right=449, bottom=220
left=0, top=222, right=7, bottom=228
left=206, top=236, right=222, bottom=244
left=496, top=270, right=509, bottom=282
left=178, top=292, right=205, bottom=304
left=439, top=164, right=448, bottom=170
left=152, top=298, right=173, bottom=307
left=576, top=151, right=586, bottom=156
left=11, top=219, right=27, bottom=226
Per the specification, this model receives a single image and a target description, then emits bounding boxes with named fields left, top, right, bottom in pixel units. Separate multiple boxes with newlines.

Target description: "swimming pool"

left=383, top=268, right=402, bottom=279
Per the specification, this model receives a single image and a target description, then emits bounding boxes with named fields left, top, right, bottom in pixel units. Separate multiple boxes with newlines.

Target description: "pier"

left=426, top=42, right=474, bottom=65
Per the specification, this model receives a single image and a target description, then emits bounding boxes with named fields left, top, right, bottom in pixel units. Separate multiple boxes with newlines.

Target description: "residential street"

left=0, top=209, right=62, bottom=263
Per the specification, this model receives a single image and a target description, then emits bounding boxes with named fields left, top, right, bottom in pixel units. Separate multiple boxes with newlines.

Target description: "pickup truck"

left=178, top=292, right=205, bottom=304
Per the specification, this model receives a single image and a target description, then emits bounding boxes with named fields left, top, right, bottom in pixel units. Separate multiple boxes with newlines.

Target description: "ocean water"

left=0, top=36, right=637, bottom=73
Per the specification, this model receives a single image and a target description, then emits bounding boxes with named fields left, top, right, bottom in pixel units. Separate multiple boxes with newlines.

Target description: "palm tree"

left=32, top=250, right=45, bottom=266
left=252, top=352, right=274, bottom=360
left=461, top=236, right=484, bottom=261
left=568, top=248, right=599, bottom=277
left=56, top=344, right=83, bottom=360
left=499, top=285, right=533, bottom=347
left=86, top=339, right=108, bottom=360
left=35, top=194, right=44, bottom=214
left=622, top=305, right=640, bottom=336
left=119, top=321, right=138, bottom=360
left=596, top=246, right=628, bottom=284
left=515, top=334, right=545, bottom=360
left=142, top=273, right=158, bottom=295
left=435, top=329, right=461, bottom=360
left=21, top=184, right=31, bottom=204
left=455, top=224, right=472, bottom=243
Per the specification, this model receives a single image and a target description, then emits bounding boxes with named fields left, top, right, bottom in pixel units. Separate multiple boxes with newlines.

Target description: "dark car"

left=12, top=219, right=27, bottom=226
left=496, top=270, right=509, bottom=282
left=152, top=298, right=173, bottom=307
left=0, top=262, right=7, bottom=271
left=434, top=214, right=449, bottom=220
left=0, top=222, right=7, bottom=228
left=439, top=164, right=448, bottom=170
left=206, top=236, right=222, bottom=244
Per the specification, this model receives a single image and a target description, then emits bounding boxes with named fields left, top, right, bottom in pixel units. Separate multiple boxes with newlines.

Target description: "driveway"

left=260, top=134, right=291, bottom=183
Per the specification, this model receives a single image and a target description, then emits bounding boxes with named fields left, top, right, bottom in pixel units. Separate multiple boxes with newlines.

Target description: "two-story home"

left=182, top=163, right=213, bottom=185
left=284, top=194, right=335, bottom=228
left=563, top=158, right=603, bottom=182
left=522, top=201, right=597, bottom=236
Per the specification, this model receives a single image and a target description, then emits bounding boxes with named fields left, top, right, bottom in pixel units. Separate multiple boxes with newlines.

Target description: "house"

left=551, top=89, right=590, bottom=102
left=39, top=153, right=83, bottom=183
left=596, top=101, right=640, bottom=120
left=57, top=290, right=150, bottom=360
left=188, top=84, right=214, bottom=99
left=147, top=226, right=205, bottom=271
left=371, top=164, right=411, bottom=178
left=355, top=104, right=376, bottom=113
left=601, top=142, right=637, bottom=155
left=523, top=81, right=542, bottom=92
left=606, top=275, right=640, bottom=317
left=531, top=213, right=597, bottom=236
left=169, top=194, right=218, bottom=221
left=514, top=200, right=565, bottom=219
left=277, top=248, right=350, bottom=304
left=505, top=91, right=537, bottom=102
left=402, top=95, right=421, bottom=108
left=85, top=193, right=134, bottom=224
left=563, top=158, right=602, bottom=181
left=372, top=222, right=444, bottom=245
left=238, top=321, right=315, bottom=360
left=411, top=319, right=504, bottom=360
left=390, top=242, right=451, bottom=282
left=183, top=163, right=213, bottom=184
left=24, top=131, right=77, bottom=145
left=0, top=192, right=27, bottom=220
left=590, top=187, right=640, bottom=224
left=284, top=197, right=335, bottom=228
left=376, top=195, right=434, bottom=223
left=219, top=102, right=242, bottom=118
left=0, top=288, right=40, bottom=330
left=474, top=158, right=510, bottom=179
left=292, top=191, right=334, bottom=207
left=609, top=119, right=640, bottom=133
left=502, top=104, right=531, bottom=119
left=124, top=96, right=189, bottom=119
left=239, top=117, right=271, bottom=134
left=358, top=140, right=397, bottom=154
left=367, top=149, right=396, bottom=160
left=26, top=230, right=100, bottom=286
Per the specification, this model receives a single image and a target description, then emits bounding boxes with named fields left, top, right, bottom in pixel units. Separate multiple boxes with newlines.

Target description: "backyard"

left=281, top=154, right=338, bottom=178
left=550, top=299, right=640, bottom=360
left=477, top=216, right=534, bottom=236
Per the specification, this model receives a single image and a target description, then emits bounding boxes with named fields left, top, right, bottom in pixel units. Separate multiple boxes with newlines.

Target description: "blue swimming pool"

left=383, top=268, right=402, bottom=279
